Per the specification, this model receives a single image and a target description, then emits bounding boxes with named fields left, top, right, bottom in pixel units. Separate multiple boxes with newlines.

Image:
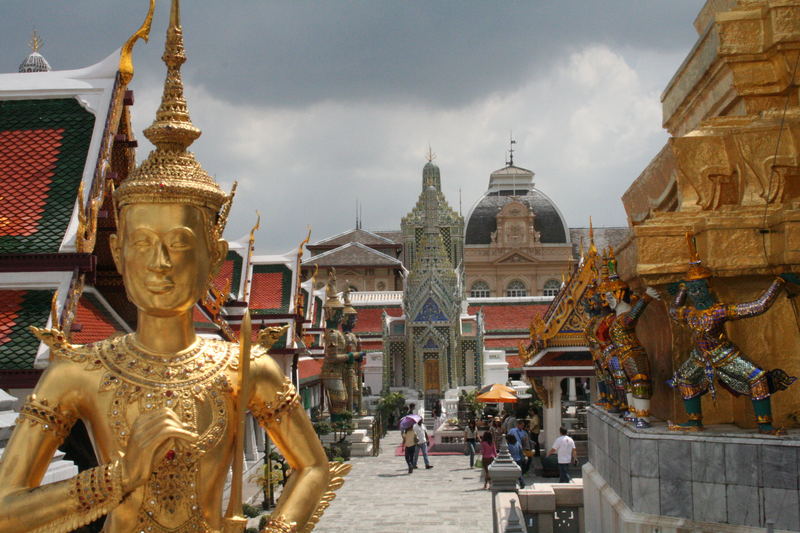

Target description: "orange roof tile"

left=250, top=271, right=287, bottom=311
left=299, top=358, right=323, bottom=380
left=0, top=291, right=25, bottom=347
left=71, top=294, right=123, bottom=344
left=0, top=129, right=62, bottom=237
left=468, top=303, right=548, bottom=332
left=353, top=306, right=402, bottom=334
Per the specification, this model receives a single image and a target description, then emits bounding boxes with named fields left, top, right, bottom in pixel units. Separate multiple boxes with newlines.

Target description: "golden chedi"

left=0, top=2, right=345, bottom=532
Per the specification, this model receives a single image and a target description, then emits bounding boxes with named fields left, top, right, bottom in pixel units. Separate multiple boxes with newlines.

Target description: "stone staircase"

left=319, top=416, right=375, bottom=457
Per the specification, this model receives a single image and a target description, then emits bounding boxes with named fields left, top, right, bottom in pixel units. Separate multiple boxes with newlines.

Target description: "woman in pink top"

left=480, top=431, right=497, bottom=489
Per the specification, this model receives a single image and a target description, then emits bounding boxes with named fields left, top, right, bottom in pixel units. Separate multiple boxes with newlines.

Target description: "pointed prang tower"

left=393, top=154, right=481, bottom=404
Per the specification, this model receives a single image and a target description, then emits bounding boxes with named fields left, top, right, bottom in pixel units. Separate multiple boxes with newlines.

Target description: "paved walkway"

left=315, top=430, right=493, bottom=533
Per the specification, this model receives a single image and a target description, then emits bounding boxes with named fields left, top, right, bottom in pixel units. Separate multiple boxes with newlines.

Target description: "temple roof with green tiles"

left=0, top=289, right=55, bottom=369
left=0, top=98, right=95, bottom=254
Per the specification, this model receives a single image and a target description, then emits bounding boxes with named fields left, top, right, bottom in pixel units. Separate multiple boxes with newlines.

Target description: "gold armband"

left=70, top=460, right=124, bottom=512
left=263, top=515, right=297, bottom=533
left=18, top=395, right=76, bottom=441
left=250, top=377, right=300, bottom=426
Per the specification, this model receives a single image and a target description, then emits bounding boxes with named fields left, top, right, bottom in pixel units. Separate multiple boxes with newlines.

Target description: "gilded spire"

left=29, top=30, right=43, bottom=52
left=588, top=216, right=597, bottom=255
left=116, top=0, right=234, bottom=234
left=144, top=0, right=200, bottom=151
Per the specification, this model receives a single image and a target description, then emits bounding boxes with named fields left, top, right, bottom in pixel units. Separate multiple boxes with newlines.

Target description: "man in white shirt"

left=547, top=427, right=577, bottom=483
left=413, top=419, right=433, bottom=469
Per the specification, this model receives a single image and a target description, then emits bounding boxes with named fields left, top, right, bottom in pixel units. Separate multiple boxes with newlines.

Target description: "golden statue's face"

left=110, top=204, right=225, bottom=316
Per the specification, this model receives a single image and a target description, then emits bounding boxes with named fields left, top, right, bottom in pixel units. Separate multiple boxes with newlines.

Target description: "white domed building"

left=464, top=162, right=573, bottom=299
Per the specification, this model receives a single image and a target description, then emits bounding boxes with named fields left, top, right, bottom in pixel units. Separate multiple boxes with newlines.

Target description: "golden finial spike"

left=426, top=145, right=436, bottom=163
left=50, top=290, right=59, bottom=327
left=119, top=0, right=155, bottom=85
left=588, top=217, right=598, bottom=255
left=29, top=30, right=43, bottom=53
left=143, top=0, right=200, bottom=152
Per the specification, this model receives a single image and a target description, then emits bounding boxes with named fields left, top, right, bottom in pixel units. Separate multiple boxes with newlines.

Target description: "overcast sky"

left=2, top=1, right=704, bottom=253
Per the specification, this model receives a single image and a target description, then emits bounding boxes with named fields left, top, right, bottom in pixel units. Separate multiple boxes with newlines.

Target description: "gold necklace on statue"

left=94, top=334, right=236, bottom=532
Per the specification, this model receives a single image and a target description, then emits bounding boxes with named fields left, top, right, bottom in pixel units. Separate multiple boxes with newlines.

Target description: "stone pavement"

left=314, top=430, right=493, bottom=533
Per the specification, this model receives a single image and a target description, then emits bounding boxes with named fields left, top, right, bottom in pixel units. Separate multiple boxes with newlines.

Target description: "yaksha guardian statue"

left=320, top=271, right=364, bottom=422
left=668, top=233, right=797, bottom=435
left=582, top=282, right=615, bottom=411
left=341, top=285, right=365, bottom=415
left=0, top=3, right=345, bottom=531
left=601, top=250, right=659, bottom=428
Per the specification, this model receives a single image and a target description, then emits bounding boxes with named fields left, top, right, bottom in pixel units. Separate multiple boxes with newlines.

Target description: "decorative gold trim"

left=18, top=395, right=76, bottom=441
left=300, top=461, right=352, bottom=533
left=250, top=377, right=300, bottom=426
left=119, top=0, right=155, bottom=85
left=265, top=516, right=298, bottom=533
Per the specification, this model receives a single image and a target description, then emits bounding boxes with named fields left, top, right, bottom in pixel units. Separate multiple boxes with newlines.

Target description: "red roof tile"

left=468, top=303, right=548, bottom=332
left=250, top=272, right=287, bottom=311
left=484, top=338, right=522, bottom=349
left=506, top=355, right=523, bottom=369
left=360, top=340, right=384, bottom=351
left=212, top=259, right=234, bottom=293
left=353, top=306, right=402, bottom=334
left=299, top=358, right=323, bottom=380
left=71, top=294, right=123, bottom=344
left=0, top=129, right=62, bottom=237
left=0, top=291, right=25, bottom=347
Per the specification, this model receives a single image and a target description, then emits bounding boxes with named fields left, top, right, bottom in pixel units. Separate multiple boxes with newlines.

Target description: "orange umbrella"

left=477, top=384, right=518, bottom=403
left=478, top=383, right=516, bottom=396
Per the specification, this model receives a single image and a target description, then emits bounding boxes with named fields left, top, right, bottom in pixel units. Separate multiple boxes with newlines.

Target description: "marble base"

left=586, top=406, right=800, bottom=531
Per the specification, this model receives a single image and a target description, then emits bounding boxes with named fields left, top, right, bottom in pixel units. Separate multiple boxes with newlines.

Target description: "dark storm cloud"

left=1, top=1, right=705, bottom=252
left=3, top=1, right=701, bottom=108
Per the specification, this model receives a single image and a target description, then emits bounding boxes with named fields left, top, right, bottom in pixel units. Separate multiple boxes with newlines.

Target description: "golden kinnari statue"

left=0, top=3, right=346, bottom=532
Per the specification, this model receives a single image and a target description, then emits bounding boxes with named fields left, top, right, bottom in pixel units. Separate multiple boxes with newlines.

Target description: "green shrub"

left=242, top=503, right=261, bottom=518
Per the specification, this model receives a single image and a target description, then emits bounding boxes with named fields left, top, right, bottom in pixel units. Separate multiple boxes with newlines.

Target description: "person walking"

left=402, top=427, right=418, bottom=474
left=506, top=434, right=526, bottom=489
left=464, top=419, right=479, bottom=468
left=547, top=427, right=577, bottom=483
left=480, top=431, right=497, bottom=490
left=530, top=411, right=541, bottom=456
left=413, top=419, right=433, bottom=469
left=489, top=417, right=503, bottom=451
left=508, top=419, right=531, bottom=475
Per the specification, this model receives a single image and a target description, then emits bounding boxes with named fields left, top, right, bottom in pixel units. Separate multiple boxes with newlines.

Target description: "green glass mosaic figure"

left=668, top=233, right=797, bottom=434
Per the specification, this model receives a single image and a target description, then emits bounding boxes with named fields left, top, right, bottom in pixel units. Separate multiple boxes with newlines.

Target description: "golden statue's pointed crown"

left=115, top=0, right=234, bottom=230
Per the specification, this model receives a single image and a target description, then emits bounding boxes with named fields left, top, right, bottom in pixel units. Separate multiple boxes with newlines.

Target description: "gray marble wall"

left=587, top=406, right=800, bottom=531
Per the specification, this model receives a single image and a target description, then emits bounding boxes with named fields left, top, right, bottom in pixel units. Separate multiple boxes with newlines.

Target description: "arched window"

left=470, top=281, right=490, bottom=298
left=506, top=279, right=527, bottom=297
left=543, top=279, right=560, bottom=297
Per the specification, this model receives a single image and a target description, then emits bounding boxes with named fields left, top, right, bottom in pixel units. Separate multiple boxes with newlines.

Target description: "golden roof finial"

left=588, top=216, right=597, bottom=255
left=28, top=30, right=43, bottom=53
left=119, top=0, right=155, bottom=85
left=426, top=145, right=436, bottom=163
left=116, top=0, right=234, bottom=236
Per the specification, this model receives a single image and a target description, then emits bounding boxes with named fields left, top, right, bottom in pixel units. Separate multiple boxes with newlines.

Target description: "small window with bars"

left=470, top=281, right=490, bottom=298
left=506, top=279, right=527, bottom=297
left=543, top=279, right=560, bottom=297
